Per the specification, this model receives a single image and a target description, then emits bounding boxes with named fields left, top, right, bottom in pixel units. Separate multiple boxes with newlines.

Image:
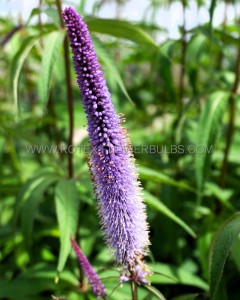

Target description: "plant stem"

left=47, top=93, right=63, bottom=162
left=0, top=25, right=23, bottom=47
left=131, top=281, right=138, bottom=300
left=178, top=0, right=187, bottom=118
left=219, top=45, right=240, bottom=188
left=56, top=1, right=85, bottom=288
left=56, top=0, right=74, bottom=178
left=216, top=0, right=228, bottom=70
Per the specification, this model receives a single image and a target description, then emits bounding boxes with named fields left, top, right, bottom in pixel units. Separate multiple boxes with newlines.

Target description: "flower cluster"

left=70, top=237, right=106, bottom=298
left=120, top=264, right=152, bottom=285
left=62, top=7, right=149, bottom=267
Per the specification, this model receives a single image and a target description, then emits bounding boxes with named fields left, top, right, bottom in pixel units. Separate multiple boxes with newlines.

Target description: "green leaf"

left=25, top=8, right=41, bottom=26
left=43, top=8, right=60, bottom=26
left=214, top=28, right=240, bottom=47
left=195, top=91, right=229, bottom=196
left=186, top=34, right=206, bottom=94
left=205, top=182, right=234, bottom=211
left=92, top=35, right=133, bottom=104
left=13, top=169, right=58, bottom=225
left=9, top=32, right=52, bottom=119
left=209, top=0, right=217, bottom=28
left=171, top=294, right=199, bottom=300
left=0, top=278, right=54, bottom=299
left=209, top=213, right=240, bottom=300
left=144, top=191, right=196, bottom=238
left=186, top=32, right=206, bottom=68
left=106, top=281, right=150, bottom=300
left=213, top=275, right=228, bottom=300
left=9, top=36, right=39, bottom=118
left=21, top=176, right=59, bottom=248
left=55, top=179, right=79, bottom=274
left=148, top=263, right=209, bottom=291
left=139, top=166, right=196, bottom=193
left=197, top=26, right=229, bottom=56
left=231, top=236, right=240, bottom=272
left=143, top=285, right=166, bottom=300
left=86, top=18, right=158, bottom=49
left=14, top=176, right=45, bottom=223
left=38, top=30, right=65, bottom=113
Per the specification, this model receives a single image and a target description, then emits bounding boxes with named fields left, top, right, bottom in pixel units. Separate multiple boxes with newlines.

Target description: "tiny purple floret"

left=63, top=7, right=149, bottom=266
left=120, top=264, right=152, bottom=285
left=70, top=237, right=106, bottom=298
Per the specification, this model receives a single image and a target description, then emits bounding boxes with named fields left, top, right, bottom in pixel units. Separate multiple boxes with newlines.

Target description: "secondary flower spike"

left=62, top=7, right=149, bottom=266
left=70, top=237, right=106, bottom=298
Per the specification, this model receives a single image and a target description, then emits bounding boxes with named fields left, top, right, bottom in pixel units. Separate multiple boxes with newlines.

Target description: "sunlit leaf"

left=144, top=191, right=196, bottom=238
left=149, top=263, right=209, bottom=291
left=38, top=30, right=65, bottom=113
left=139, top=166, right=196, bottom=193
left=105, top=281, right=150, bottom=300
left=21, top=176, right=59, bottom=248
left=9, top=32, right=52, bottom=119
left=143, top=285, right=166, bottom=300
left=14, top=169, right=59, bottom=225
left=186, top=34, right=206, bottom=94
left=25, top=8, right=41, bottom=26
left=55, top=179, right=79, bottom=274
left=195, top=91, right=229, bottom=198
left=9, top=36, right=39, bottom=118
left=92, top=35, right=133, bottom=104
left=86, top=17, right=158, bottom=49
left=205, top=182, right=234, bottom=211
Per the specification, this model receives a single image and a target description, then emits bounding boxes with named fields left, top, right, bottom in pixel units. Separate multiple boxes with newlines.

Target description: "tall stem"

left=219, top=45, right=240, bottom=188
left=131, top=281, right=138, bottom=300
left=47, top=93, right=63, bottom=161
left=56, top=0, right=84, bottom=287
left=216, top=0, right=228, bottom=70
left=56, top=0, right=74, bottom=179
left=178, top=0, right=187, bottom=118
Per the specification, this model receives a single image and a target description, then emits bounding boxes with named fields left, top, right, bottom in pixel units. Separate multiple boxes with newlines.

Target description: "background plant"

left=0, top=0, right=240, bottom=299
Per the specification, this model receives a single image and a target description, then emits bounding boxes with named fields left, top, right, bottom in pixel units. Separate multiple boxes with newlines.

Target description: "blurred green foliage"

left=0, top=0, right=240, bottom=299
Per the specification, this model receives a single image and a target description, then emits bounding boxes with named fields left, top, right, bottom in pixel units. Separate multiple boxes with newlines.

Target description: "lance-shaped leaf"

left=195, top=91, right=229, bottom=197
left=55, top=179, right=79, bottom=274
left=209, top=213, right=240, bottom=300
left=85, top=17, right=158, bottom=50
left=38, top=30, right=65, bottom=113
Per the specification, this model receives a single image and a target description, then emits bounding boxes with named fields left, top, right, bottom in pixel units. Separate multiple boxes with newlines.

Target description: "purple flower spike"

left=63, top=7, right=149, bottom=266
left=70, top=237, right=106, bottom=298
